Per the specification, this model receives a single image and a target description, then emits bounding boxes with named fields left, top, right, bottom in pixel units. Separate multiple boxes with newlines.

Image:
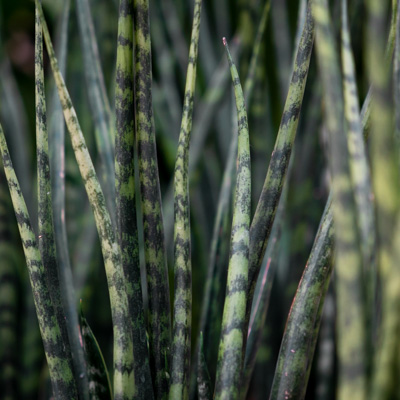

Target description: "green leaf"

left=35, top=2, right=135, bottom=397
left=214, top=38, right=251, bottom=400
left=169, top=1, right=202, bottom=399
left=134, top=1, right=171, bottom=397
left=0, top=121, right=78, bottom=399
left=115, top=0, right=153, bottom=398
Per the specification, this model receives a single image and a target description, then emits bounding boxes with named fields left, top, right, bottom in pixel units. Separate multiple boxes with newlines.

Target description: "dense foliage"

left=0, top=0, right=399, bottom=399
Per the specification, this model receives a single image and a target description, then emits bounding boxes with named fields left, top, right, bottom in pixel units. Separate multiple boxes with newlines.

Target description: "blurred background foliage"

left=0, top=0, right=373, bottom=398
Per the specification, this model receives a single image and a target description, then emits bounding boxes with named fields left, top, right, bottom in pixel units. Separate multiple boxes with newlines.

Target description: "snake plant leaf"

left=35, top=3, right=81, bottom=398
left=314, top=0, right=367, bottom=398
left=164, top=40, right=241, bottom=250
left=134, top=1, right=171, bottom=397
left=268, top=2, right=399, bottom=394
left=269, top=2, right=400, bottom=399
left=241, top=177, right=287, bottom=399
left=366, top=0, right=400, bottom=398
left=199, top=1, right=270, bottom=389
left=214, top=38, right=251, bottom=400
left=115, top=0, right=153, bottom=398
left=169, top=2, right=202, bottom=400
left=0, top=122, right=78, bottom=399
left=80, top=303, right=113, bottom=400
left=35, top=2, right=135, bottom=397
left=269, top=196, right=334, bottom=400
left=246, top=0, right=315, bottom=339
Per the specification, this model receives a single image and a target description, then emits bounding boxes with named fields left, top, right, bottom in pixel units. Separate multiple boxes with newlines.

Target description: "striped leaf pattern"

left=169, top=1, right=202, bottom=400
left=133, top=2, right=171, bottom=397
left=35, top=2, right=135, bottom=397
left=214, top=38, right=251, bottom=400
left=115, top=0, right=153, bottom=398
left=247, top=0, right=315, bottom=332
left=0, top=122, right=78, bottom=399
left=314, top=0, right=367, bottom=398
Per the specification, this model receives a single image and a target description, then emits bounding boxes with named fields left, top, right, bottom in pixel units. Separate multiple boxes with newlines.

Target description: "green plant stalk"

left=164, top=40, right=241, bottom=249
left=341, top=0, right=376, bottom=315
left=314, top=1, right=367, bottom=399
left=35, top=3, right=80, bottom=396
left=367, top=0, right=400, bottom=398
left=75, top=0, right=116, bottom=226
left=134, top=1, right=171, bottom=397
left=268, top=2, right=399, bottom=398
left=0, top=122, right=78, bottom=399
left=0, top=166, right=18, bottom=399
left=48, top=2, right=90, bottom=398
left=197, top=333, right=212, bottom=400
left=169, top=1, right=202, bottom=399
left=36, top=2, right=135, bottom=397
left=268, top=3, right=398, bottom=396
left=241, top=178, right=288, bottom=399
left=269, top=196, right=334, bottom=400
left=294, top=0, right=308, bottom=60
left=198, top=4, right=270, bottom=387
left=214, top=38, right=251, bottom=400
left=80, top=303, right=113, bottom=399
left=198, top=126, right=235, bottom=385
left=201, top=0, right=269, bottom=344
left=115, top=0, right=153, bottom=398
left=247, top=1, right=315, bottom=334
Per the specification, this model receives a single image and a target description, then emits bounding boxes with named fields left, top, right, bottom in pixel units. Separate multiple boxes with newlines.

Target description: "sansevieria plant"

left=1, top=0, right=400, bottom=399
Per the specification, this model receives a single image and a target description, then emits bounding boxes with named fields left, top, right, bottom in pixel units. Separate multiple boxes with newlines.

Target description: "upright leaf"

left=269, top=196, right=334, bottom=400
left=35, top=2, right=79, bottom=396
left=314, top=1, right=367, bottom=399
left=134, top=1, right=171, bottom=397
left=36, top=2, right=135, bottom=397
left=0, top=122, right=77, bottom=399
left=246, top=1, right=315, bottom=336
left=367, top=0, right=400, bottom=398
left=169, top=2, right=202, bottom=399
left=115, top=0, right=153, bottom=398
left=214, top=38, right=251, bottom=400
